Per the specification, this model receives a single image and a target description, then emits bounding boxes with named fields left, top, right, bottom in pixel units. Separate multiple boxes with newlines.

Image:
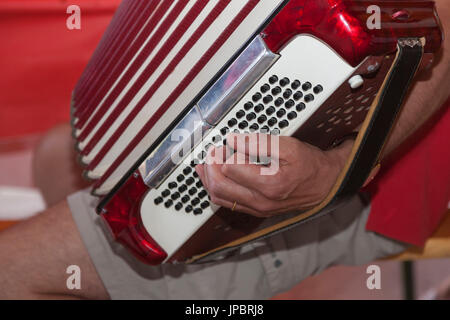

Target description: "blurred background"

left=0, top=0, right=449, bottom=300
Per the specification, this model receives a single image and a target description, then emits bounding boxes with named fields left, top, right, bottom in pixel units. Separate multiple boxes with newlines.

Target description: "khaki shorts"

left=67, top=189, right=407, bottom=300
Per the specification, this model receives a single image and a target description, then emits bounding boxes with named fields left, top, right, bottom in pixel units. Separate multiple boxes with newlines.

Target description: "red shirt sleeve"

left=365, top=102, right=450, bottom=246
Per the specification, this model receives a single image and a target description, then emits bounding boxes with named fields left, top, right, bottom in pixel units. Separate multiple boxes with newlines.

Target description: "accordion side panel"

left=88, top=0, right=286, bottom=193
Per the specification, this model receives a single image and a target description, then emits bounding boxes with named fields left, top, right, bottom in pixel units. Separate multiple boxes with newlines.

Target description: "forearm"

left=382, top=0, right=450, bottom=158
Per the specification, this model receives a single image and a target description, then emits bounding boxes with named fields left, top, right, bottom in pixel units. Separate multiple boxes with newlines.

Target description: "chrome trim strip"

left=198, top=35, right=279, bottom=125
left=139, top=106, right=211, bottom=188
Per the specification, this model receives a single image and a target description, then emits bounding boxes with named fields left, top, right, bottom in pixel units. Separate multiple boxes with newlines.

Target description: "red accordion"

left=71, top=0, right=443, bottom=264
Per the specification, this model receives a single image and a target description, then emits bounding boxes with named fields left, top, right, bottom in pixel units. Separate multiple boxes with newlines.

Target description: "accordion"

left=71, top=0, right=443, bottom=264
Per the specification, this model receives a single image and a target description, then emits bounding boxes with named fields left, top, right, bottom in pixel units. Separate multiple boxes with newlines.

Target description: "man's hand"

left=195, top=133, right=352, bottom=217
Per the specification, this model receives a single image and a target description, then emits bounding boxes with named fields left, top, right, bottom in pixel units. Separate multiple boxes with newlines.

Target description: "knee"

left=33, top=122, right=88, bottom=205
left=34, top=123, right=73, bottom=167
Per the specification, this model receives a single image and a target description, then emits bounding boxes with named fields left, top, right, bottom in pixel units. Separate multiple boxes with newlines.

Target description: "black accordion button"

left=191, top=198, right=200, bottom=206
left=198, top=190, right=208, bottom=199
left=285, top=99, right=295, bottom=108
left=175, top=203, right=183, bottom=211
left=161, top=190, right=170, bottom=198
left=178, top=185, right=187, bottom=193
left=164, top=200, right=173, bottom=208
left=244, top=102, right=254, bottom=111
left=268, top=117, right=277, bottom=127
left=287, top=111, right=297, bottom=120
left=254, top=104, right=264, bottom=113
left=246, top=112, right=257, bottom=121
left=176, top=175, right=185, bottom=183
left=181, top=195, right=190, bottom=203
left=183, top=167, right=192, bottom=175
left=228, top=119, right=237, bottom=127
left=313, top=85, right=323, bottom=94
left=236, top=110, right=245, bottom=119
left=280, top=77, right=290, bottom=87
left=260, top=84, right=270, bottom=93
left=193, top=208, right=203, bottom=215
left=296, top=103, right=306, bottom=112
left=196, top=180, right=203, bottom=188
left=250, top=123, right=259, bottom=131
left=239, top=121, right=248, bottom=130
left=302, top=82, right=312, bottom=91
left=168, top=182, right=178, bottom=189
left=293, top=91, right=303, bottom=101
left=186, top=177, right=195, bottom=186
left=257, top=115, right=267, bottom=124
left=154, top=197, right=163, bottom=205
left=188, top=187, right=198, bottom=196
left=304, top=94, right=315, bottom=103
left=252, top=93, right=262, bottom=102
left=276, top=109, right=286, bottom=118
left=263, top=95, right=273, bottom=104
left=291, top=80, right=301, bottom=89
left=185, top=205, right=193, bottom=213
left=220, top=127, right=230, bottom=135
left=271, top=86, right=282, bottom=96
left=201, top=201, right=210, bottom=209
left=274, top=97, right=284, bottom=107
left=171, top=192, right=180, bottom=200
left=266, top=107, right=275, bottom=116
left=269, top=75, right=278, bottom=84
left=283, top=89, right=292, bottom=99
left=279, top=120, right=289, bottom=129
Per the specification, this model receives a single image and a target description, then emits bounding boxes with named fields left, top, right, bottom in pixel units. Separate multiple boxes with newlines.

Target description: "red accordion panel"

left=263, top=0, right=442, bottom=66
left=101, top=171, right=167, bottom=265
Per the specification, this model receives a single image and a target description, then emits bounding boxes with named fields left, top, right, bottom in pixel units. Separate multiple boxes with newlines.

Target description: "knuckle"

left=262, top=186, right=287, bottom=201
left=221, top=164, right=231, bottom=176
left=207, top=180, right=220, bottom=197
left=250, top=212, right=267, bottom=218
left=253, top=201, right=275, bottom=214
left=208, top=179, right=227, bottom=199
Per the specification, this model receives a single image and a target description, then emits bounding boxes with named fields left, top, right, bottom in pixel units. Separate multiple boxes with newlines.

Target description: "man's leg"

left=0, top=123, right=108, bottom=299
left=0, top=201, right=110, bottom=299
left=0, top=122, right=407, bottom=299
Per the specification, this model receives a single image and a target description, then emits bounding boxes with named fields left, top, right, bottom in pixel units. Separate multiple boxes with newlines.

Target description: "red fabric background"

left=0, top=0, right=120, bottom=138
left=0, top=0, right=448, bottom=246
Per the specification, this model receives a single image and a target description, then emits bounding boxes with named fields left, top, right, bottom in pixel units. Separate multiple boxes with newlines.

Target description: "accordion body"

left=71, top=0, right=443, bottom=264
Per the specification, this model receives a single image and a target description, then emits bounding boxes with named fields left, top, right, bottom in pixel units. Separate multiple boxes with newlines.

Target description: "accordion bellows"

left=71, top=0, right=442, bottom=264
